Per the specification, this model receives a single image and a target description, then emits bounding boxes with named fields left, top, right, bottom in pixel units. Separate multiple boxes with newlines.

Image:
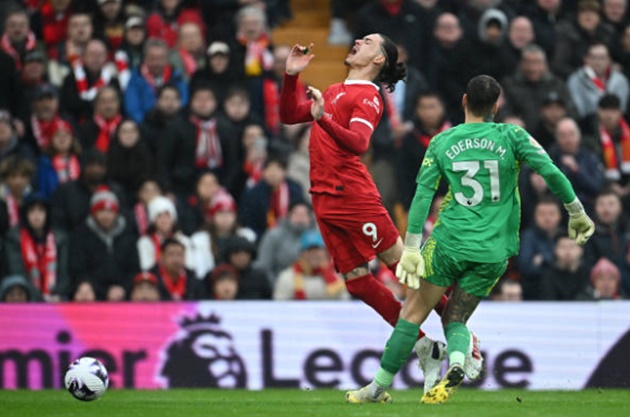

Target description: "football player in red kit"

left=279, top=34, right=482, bottom=393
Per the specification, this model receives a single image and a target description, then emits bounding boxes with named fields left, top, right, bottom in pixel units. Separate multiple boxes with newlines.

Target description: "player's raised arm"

left=513, top=126, right=595, bottom=244
left=279, top=43, right=315, bottom=125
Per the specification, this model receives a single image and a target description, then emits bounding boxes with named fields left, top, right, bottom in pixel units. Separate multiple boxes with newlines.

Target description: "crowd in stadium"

left=0, top=0, right=628, bottom=303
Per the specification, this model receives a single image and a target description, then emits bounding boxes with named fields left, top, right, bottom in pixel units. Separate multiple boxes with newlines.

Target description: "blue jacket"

left=238, top=179, right=305, bottom=240
left=124, top=68, right=189, bottom=123
left=36, top=156, right=60, bottom=200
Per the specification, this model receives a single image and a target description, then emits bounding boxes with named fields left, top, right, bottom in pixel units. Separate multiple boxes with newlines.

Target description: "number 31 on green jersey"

left=452, top=160, right=500, bottom=207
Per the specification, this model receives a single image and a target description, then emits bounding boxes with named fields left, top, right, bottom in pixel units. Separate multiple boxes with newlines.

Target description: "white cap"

left=148, top=196, right=178, bottom=224
left=125, top=16, right=144, bottom=30
left=207, top=41, right=230, bottom=56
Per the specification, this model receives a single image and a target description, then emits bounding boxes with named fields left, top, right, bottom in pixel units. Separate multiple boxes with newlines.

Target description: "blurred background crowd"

left=0, top=0, right=627, bottom=304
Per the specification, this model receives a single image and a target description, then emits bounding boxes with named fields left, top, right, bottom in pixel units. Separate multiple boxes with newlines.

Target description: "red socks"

left=345, top=273, right=402, bottom=327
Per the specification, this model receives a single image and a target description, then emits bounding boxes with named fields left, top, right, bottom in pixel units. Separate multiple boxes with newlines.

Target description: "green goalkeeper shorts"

left=420, top=237, right=508, bottom=298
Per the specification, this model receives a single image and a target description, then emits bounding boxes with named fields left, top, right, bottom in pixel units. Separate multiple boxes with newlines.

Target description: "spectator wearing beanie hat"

left=69, top=186, right=139, bottom=300
left=210, top=263, right=239, bottom=300
left=577, top=257, right=626, bottom=300
left=191, top=191, right=255, bottom=276
left=130, top=271, right=161, bottom=302
left=136, top=195, right=195, bottom=273
left=50, top=149, right=126, bottom=233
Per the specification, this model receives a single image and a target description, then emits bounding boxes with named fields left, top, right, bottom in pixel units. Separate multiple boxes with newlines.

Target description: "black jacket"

left=157, top=114, right=240, bottom=196
left=539, top=263, right=590, bottom=301
left=107, top=139, right=154, bottom=202
left=69, top=216, right=139, bottom=299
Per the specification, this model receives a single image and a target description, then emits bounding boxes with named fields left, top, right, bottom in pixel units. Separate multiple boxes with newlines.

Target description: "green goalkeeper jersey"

left=408, top=122, right=577, bottom=263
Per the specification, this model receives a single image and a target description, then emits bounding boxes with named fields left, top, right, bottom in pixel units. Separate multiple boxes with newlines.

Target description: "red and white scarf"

left=135, top=203, right=149, bottom=235
left=417, top=121, right=452, bottom=148
left=159, top=265, right=187, bottom=300
left=20, top=228, right=57, bottom=296
left=244, top=160, right=264, bottom=188
left=585, top=66, right=610, bottom=92
left=1, top=32, right=37, bottom=69
left=73, top=60, right=114, bottom=101
left=179, top=48, right=199, bottom=77
left=292, top=259, right=344, bottom=300
left=31, top=115, right=62, bottom=150
left=5, top=193, right=19, bottom=227
left=51, top=155, right=80, bottom=183
left=114, top=50, right=131, bottom=90
left=140, top=63, right=173, bottom=90
left=267, top=182, right=289, bottom=228
left=93, top=114, right=122, bottom=153
left=190, top=115, right=222, bottom=169
left=600, top=118, right=630, bottom=180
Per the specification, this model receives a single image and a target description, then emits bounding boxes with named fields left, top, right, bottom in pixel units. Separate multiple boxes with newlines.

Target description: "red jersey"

left=280, top=74, right=383, bottom=199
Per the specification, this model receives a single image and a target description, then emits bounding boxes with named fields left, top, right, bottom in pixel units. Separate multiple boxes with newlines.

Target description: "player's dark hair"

left=375, top=34, right=406, bottom=93
left=598, top=93, right=621, bottom=110
left=465, top=75, right=501, bottom=120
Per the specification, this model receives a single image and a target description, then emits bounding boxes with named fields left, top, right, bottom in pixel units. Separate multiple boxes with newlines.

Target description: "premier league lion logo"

left=160, top=313, right=247, bottom=388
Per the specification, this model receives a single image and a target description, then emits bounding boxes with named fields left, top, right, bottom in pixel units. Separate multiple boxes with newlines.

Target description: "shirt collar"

left=344, top=79, right=380, bottom=91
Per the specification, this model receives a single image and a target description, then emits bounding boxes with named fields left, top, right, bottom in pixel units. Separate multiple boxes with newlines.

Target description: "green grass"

left=1, top=388, right=629, bottom=417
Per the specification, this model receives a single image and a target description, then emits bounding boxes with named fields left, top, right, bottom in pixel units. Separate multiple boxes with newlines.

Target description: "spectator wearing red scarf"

left=146, top=0, right=205, bottom=49
left=60, top=39, right=121, bottom=124
left=152, top=238, right=205, bottom=301
left=24, top=84, right=67, bottom=153
left=47, top=12, right=93, bottom=85
left=124, top=38, right=188, bottom=123
left=1, top=7, right=44, bottom=70
left=273, top=229, right=348, bottom=300
left=0, top=156, right=35, bottom=235
left=5, top=193, right=70, bottom=300
left=77, top=86, right=122, bottom=153
left=235, top=6, right=280, bottom=136
left=168, top=22, right=206, bottom=82
left=567, top=43, right=629, bottom=121
left=238, top=156, right=305, bottom=239
left=397, top=93, right=450, bottom=211
left=36, top=119, right=81, bottom=200
left=156, top=84, right=239, bottom=197
left=32, top=0, right=72, bottom=58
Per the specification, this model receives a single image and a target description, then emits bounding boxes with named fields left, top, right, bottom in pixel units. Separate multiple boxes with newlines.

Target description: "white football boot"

left=463, top=332, right=483, bottom=380
left=414, top=336, right=447, bottom=392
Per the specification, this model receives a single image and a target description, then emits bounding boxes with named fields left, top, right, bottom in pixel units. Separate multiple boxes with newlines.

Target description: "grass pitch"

left=1, top=388, right=628, bottom=417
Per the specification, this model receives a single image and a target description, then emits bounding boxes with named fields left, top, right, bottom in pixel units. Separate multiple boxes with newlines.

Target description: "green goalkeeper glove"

left=564, top=199, right=595, bottom=245
left=396, top=233, right=424, bottom=290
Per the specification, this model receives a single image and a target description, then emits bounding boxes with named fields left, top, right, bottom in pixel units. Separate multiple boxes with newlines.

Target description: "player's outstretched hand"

left=286, top=43, right=315, bottom=76
left=308, top=86, right=325, bottom=120
left=568, top=212, right=595, bottom=245
left=396, top=247, right=424, bottom=290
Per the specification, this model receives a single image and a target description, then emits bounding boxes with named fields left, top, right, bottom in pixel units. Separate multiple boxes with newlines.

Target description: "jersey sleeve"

left=407, top=139, right=442, bottom=235
left=513, top=126, right=577, bottom=204
left=317, top=89, right=382, bottom=155
left=279, top=73, right=314, bottom=124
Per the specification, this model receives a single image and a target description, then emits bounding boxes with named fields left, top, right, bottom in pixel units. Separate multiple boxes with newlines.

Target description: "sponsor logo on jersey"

left=362, top=97, right=380, bottom=112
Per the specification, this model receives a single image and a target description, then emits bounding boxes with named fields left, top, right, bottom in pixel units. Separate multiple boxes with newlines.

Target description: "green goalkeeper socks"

left=445, top=322, right=470, bottom=366
left=374, top=318, right=420, bottom=388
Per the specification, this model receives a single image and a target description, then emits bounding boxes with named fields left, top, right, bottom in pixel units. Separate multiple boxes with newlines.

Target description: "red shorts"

left=312, top=194, right=399, bottom=274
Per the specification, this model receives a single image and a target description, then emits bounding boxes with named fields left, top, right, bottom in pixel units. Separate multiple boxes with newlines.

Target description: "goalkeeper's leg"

left=346, top=282, right=448, bottom=403
left=422, top=285, right=482, bottom=404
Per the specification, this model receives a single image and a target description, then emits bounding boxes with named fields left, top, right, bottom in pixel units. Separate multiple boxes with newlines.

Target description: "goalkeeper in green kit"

left=346, top=75, right=595, bottom=405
